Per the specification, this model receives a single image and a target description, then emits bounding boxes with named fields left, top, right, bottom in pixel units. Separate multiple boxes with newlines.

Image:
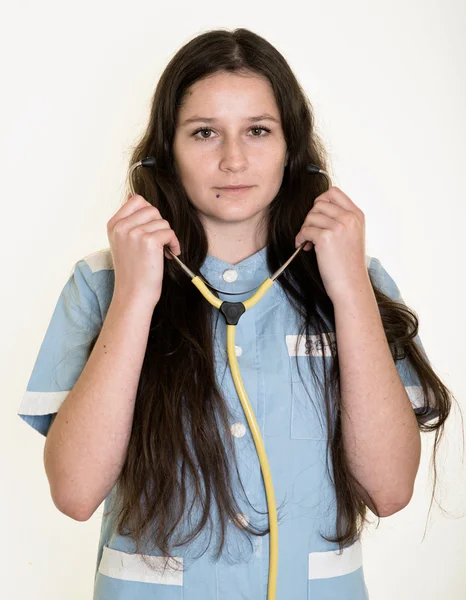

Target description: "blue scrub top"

left=18, top=246, right=437, bottom=599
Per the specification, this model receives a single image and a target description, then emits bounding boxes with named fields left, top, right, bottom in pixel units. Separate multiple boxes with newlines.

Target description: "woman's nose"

left=219, top=138, right=248, bottom=168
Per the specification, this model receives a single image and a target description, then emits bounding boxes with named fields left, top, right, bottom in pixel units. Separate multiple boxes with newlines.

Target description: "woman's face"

left=172, top=71, right=288, bottom=237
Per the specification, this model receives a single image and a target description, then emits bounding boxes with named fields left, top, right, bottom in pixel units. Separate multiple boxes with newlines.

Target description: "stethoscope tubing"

left=128, top=158, right=331, bottom=599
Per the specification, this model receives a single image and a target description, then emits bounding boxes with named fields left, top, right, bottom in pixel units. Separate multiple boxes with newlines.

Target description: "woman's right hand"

left=107, top=194, right=181, bottom=308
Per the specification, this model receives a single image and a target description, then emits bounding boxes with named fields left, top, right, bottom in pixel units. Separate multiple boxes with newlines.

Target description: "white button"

left=234, top=513, right=249, bottom=528
left=230, top=422, right=246, bottom=437
left=224, top=345, right=242, bottom=357
left=222, top=268, right=238, bottom=283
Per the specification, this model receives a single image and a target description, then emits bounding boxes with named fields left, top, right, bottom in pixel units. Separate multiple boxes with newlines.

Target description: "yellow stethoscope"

left=128, top=157, right=332, bottom=600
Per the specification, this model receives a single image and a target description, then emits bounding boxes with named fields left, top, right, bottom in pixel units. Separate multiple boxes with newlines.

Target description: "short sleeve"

left=368, top=256, right=438, bottom=425
left=18, top=259, right=103, bottom=437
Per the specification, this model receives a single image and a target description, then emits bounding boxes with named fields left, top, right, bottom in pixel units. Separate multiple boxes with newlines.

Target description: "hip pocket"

left=307, top=539, right=368, bottom=599
left=95, top=544, right=183, bottom=599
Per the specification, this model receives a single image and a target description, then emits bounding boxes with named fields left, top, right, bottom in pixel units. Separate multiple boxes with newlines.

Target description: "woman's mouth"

left=216, top=186, right=254, bottom=194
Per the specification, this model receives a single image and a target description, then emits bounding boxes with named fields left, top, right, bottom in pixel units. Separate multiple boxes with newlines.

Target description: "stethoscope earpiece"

left=140, top=156, right=156, bottom=168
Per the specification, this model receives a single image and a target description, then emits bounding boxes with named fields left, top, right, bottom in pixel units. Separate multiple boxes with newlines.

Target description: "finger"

left=144, top=228, right=181, bottom=259
left=319, top=186, right=364, bottom=218
left=137, top=221, right=182, bottom=258
left=313, top=194, right=364, bottom=225
left=295, top=216, right=335, bottom=248
left=308, top=200, right=349, bottom=224
left=294, top=238, right=313, bottom=251
left=301, top=213, right=337, bottom=234
left=294, top=225, right=325, bottom=250
left=120, top=207, right=167, bottom=230
left=164, top=231, right=182, bottom=258
left=110, top=195, right=158, bottom=228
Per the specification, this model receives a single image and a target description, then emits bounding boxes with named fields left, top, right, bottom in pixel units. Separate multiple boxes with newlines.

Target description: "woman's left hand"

left=294, top=186, right=370, bottom=303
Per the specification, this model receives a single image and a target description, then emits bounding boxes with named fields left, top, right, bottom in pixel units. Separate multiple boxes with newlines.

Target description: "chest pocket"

left=286, top=333, right=336, bottom=441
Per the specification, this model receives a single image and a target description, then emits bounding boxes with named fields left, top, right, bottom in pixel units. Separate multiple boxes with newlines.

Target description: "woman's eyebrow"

left=180, top=114, right=280, bottom=126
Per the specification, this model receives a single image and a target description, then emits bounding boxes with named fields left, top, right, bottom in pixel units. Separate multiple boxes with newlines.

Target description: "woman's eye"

left=195, top=128, right=214, bottom=140
left=250, top=127, right=270, bottom=136
left=192, top=126, right=271, bottom=141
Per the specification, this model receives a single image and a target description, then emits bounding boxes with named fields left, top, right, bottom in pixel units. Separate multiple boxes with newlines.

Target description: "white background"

left=3, top=1, right=465, bottom=598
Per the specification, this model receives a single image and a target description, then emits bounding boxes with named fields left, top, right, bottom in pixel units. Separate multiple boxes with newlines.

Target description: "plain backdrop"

left=3, top=1, right=465, bottom=598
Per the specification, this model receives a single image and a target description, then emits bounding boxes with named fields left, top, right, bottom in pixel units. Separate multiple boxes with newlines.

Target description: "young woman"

left=19, top=28, right=453, bottom=600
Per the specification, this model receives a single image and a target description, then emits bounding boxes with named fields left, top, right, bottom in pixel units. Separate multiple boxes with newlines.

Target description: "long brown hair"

left=97, top=28, right=456, bottom=567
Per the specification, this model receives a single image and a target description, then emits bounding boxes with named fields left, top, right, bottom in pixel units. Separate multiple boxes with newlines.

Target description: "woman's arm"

left=44, top=292, right=155, bottom=521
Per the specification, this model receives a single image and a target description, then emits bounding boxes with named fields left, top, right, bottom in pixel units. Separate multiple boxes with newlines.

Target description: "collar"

left=198, top=246, right=272, bottom=295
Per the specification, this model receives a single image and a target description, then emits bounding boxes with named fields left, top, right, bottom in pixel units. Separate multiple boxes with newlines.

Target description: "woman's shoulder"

left=73, top=247, right=115, bottom=320
left=79, top=246, right=114, bottom=274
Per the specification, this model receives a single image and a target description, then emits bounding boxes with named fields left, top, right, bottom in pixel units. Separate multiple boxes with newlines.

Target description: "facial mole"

left=216, top=194, right=220, bottom=198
